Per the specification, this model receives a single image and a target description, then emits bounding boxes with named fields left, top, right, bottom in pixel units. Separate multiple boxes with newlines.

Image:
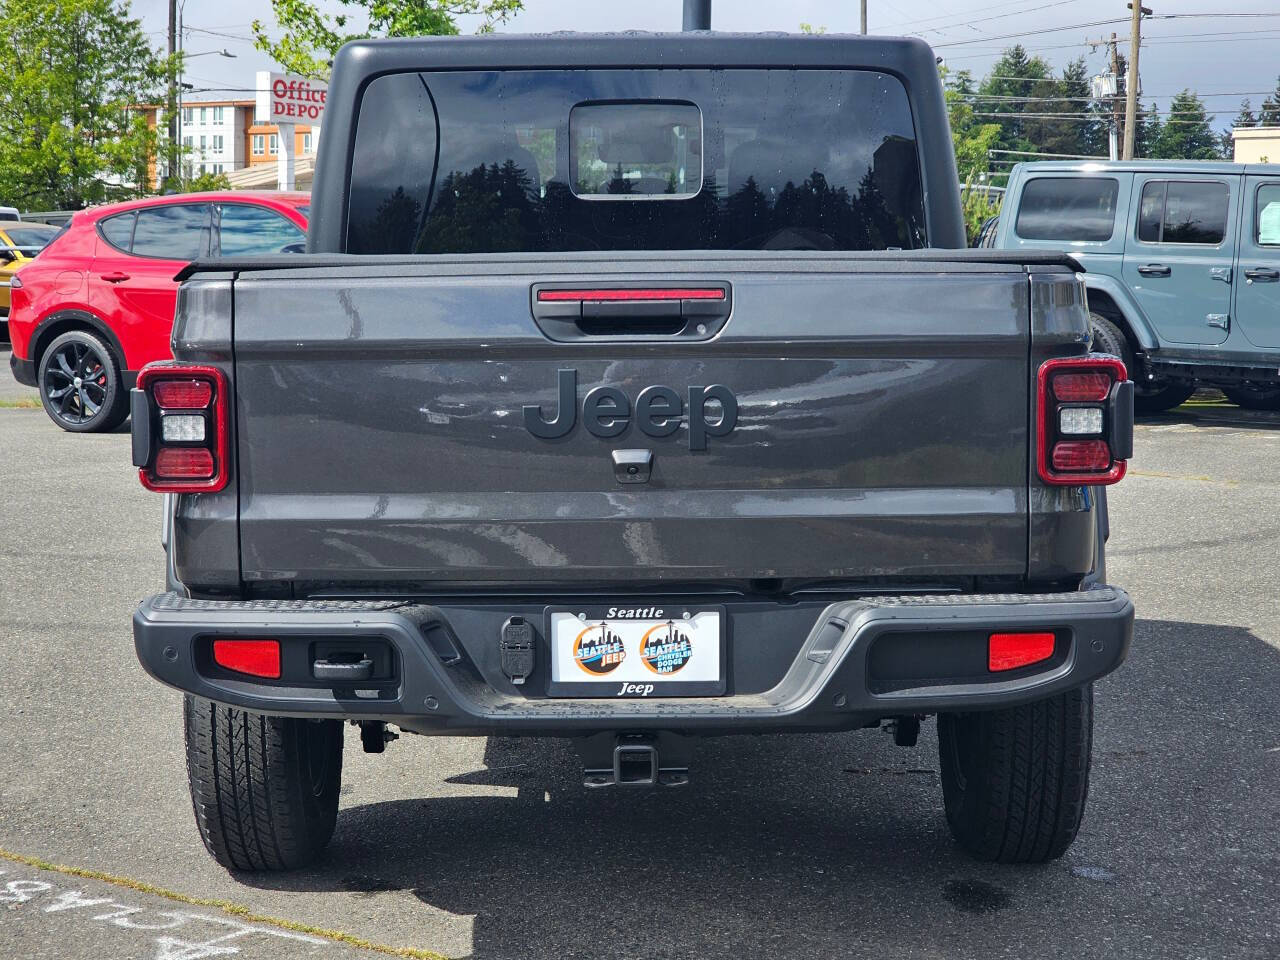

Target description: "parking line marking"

left=0, top=847, right=449, bottom=960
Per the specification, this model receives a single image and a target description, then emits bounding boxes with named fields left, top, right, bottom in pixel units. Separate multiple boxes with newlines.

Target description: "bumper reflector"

left=988, top=632, right=1056, bottom=672
left=212, top=639, right=281, bottom=679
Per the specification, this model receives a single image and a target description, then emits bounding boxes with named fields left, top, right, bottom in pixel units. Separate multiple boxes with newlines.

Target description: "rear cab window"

left=1255, top=184, right=1280, bottom=246
left=346, top=69, right=926, bottom=254
left=1137, top=181, right=1229, bottom=245
left=1014, top=177, right=1119, bottom=242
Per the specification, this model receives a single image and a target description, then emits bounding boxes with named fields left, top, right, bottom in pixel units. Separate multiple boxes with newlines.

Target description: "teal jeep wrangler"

left=996, top=161, right=1280, bottom=412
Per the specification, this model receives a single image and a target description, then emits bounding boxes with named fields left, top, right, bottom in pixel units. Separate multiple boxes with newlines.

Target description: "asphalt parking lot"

left=2, top=356, right=1278, bottom=960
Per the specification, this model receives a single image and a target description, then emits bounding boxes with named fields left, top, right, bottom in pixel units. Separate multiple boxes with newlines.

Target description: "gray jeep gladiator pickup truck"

left=130, top=32, right=1135, bottom=871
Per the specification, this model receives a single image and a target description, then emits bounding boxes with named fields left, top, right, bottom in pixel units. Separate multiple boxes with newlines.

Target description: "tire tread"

left=183, top=696, right=341, bottom=871
left=939, top=686, right=1092, bottom=863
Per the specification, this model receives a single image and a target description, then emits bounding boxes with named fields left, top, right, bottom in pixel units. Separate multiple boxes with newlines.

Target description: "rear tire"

left=183, top=696, right=343, bottom=871
left=1087, top=313, right=1193, bottom=413
left=1087, top=312, right=1128, bottom=362
left=38, top=329, right=128, bottom=432
left=1222, top=385, right=1280, bottom=411
left=1132, top=381, right=1194, bottom=414
left=938, top=685, right=1093, bottom=863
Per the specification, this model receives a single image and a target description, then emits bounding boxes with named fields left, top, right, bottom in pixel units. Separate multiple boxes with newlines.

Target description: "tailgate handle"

left=531, top=284, right=731, bottom=342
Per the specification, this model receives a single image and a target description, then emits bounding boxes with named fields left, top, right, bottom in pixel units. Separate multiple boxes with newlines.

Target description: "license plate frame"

left=544, top=604, right=726, bottom=698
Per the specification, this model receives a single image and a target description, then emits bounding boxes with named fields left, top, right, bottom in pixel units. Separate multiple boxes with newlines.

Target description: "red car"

left=8, top=191, right=308, bottom=431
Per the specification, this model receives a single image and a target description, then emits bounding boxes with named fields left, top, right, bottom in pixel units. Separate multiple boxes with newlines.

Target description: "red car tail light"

left=212, top=639, right=281, bottom=679
left=988, top=632, right=1056, bottom=672
left=134, top=363, right=229, bottom=493
left=1037, top=356, right=1132, bottom=486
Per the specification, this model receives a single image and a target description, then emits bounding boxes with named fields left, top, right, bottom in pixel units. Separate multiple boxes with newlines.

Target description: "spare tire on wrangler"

left=938, top=685, right=1092, bottom=863
left=184, top=696, right=343, bottom=871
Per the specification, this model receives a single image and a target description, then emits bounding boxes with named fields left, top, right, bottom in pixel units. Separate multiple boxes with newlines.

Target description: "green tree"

left=1150, top=91, right=1219, bottom=160
left=969, top=47, right=1103, bottom=181
left=1135, top=102, right=1161, bottom=158
left=1222, top=99, right=1258, bottom=158
left=960, top=183, right=1001, bottom=246
left=186, top=171, right=232, bottom=192
left=252, top=0, right=523, bottom=79
left=975, top=45, right=1054, bottom=155
left=944, top=69, right=1001, bottom=182
left=1233, top=98, right=1259, bottom=129
left=1260, top=76, right=1280, bottom=127
left=0, top=0, right=170, bottom=210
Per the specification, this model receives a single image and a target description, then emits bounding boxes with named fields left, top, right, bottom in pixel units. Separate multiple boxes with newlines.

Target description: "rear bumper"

left=9, top=350, right=35, bottom=385
left=134, top=588, right=1133, bottom=736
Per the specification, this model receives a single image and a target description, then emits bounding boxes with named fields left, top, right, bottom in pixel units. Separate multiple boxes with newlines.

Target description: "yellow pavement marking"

left=1128, top=469, right=1222, bottom=483
left=0, top=847, right=449, bottom=960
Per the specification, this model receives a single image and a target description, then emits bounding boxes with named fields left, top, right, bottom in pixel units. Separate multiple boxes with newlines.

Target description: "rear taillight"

left=1037, top=356, right=1133, bottom=486
left=133, top=363, right=229, bottom=493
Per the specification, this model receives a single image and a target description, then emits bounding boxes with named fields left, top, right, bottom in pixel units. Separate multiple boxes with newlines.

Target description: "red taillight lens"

left=1051, top=440, right=1111, bottom=472
left=988, top=632, right=1056, bottom=672
left=1051, top=372, right=1111, bottom=402
left=212, top=639, right=281, bottom=679
left=1037, top=356, right=1130, bottom=486
left=135, top=364, right=229, bottom=493
left=155, top=446, right=214, bottom=479
left=153, top=379, right=212, bottom=408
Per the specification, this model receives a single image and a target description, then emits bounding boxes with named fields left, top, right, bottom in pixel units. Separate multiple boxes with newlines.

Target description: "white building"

left=145, top=99, right=319, bottom=188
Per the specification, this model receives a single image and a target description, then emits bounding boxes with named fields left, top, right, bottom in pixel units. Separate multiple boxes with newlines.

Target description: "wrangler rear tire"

left=938, top=685, right=1092, bottom=863
left=183, top=696, right=343, bottom=871
left=1223, top=385, right=1280, bottom=411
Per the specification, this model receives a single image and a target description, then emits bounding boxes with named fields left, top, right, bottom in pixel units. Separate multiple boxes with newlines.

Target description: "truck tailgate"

left=229, top=256, right=1036, bottom=589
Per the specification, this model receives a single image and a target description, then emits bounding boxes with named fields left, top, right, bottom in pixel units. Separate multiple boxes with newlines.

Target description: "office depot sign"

left=255, top=71, right=326, bottom=123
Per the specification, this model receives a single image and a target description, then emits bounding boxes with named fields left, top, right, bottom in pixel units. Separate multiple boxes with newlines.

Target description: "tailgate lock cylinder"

left=500, top=616, right=536, bottom=685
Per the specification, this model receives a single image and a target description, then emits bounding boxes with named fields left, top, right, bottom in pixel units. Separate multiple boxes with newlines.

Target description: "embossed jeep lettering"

left=523, top=369, right=738, bottom=450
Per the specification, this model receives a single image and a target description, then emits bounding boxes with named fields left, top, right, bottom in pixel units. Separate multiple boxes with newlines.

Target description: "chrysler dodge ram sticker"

left=548, top=608, right=724, bottom=697
left=640, top=622, right=694, bottom=674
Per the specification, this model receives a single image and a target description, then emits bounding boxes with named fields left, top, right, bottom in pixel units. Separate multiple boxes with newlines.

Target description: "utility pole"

left=1088, top=33, right=1122, bottom=160
left=682, top=0, right=710, bottom=31
left=166, top=0, right=177, bottom=190
left=861, top=0, right=868, bottom=35
left=1123, top=2, right=1151, bottom=160
left=1109, top=34, right=1123, bottom=161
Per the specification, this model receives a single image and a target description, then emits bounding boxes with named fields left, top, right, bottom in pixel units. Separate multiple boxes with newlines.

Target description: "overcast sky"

left=137, top=0, right=1280, bottom=131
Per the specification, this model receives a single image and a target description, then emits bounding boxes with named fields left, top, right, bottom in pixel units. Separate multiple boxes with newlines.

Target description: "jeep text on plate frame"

left=545, top=605, right=726, bottom=697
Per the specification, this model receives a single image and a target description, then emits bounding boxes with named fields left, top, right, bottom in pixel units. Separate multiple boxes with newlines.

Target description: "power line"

left=932, top=17, right=1131, bottom=48
left=891, top=0, right=1086, bottom=36
left=928, top=10, right=1280, bottom=49
left=876, top=0, right=1084, bottom=33
left=957, top=91, right=1276, bottom=104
